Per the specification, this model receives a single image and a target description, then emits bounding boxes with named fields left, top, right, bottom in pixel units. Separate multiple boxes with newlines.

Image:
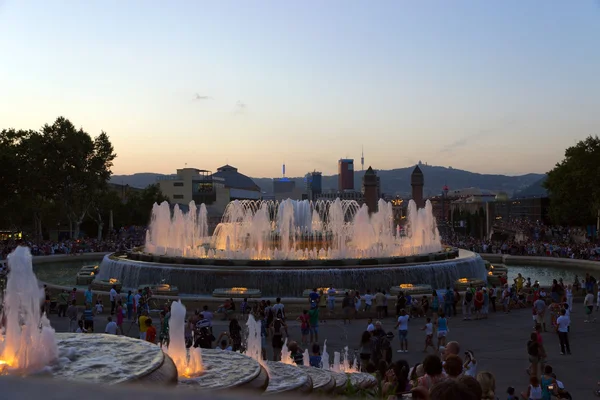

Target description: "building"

left=315, top=190, right=363, bottom=203
left=338, top=159, right=354, bottom=191
left=362, top=166, right=379, bottom=213
left=306, top=171, right=323, bottom=201
left=273, top=178, right=304, bottom=201
left=157, top=165, right=261, bottom=213
left=411, top=165, right=425, bottom=209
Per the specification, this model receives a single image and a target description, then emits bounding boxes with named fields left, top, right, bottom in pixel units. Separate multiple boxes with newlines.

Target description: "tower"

left=363, top=166, right=378, bottom=214
left=411, top=165, right=425, bottom=209
left=361, top=146, right=364, bottom=172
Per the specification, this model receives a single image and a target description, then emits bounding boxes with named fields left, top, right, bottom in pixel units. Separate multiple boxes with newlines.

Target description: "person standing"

left=489, top=285, right=497, bottom=313
left=534, top=294, right=547, bottom=332
left=556, top=309, right=571, bottom=355
left=443, top=287, right=453, bottom=317
left=109, top=285, right=117, bottom=315
left=395, top=309, right=409, bottom=353
left=584, top=290, right=596, bottom=323
left=363, top=289, right=373, bottom=312
left=57, top=289, right=69, bottom=317
left=126, top=290, right=134, bottom=320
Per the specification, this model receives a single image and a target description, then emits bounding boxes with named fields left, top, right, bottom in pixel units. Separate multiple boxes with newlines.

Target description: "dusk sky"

left=1, top=1, right=599, bottom=178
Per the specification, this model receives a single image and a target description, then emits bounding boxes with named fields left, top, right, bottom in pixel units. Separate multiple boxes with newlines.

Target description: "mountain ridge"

left=111, top=165, right=545, bottom=197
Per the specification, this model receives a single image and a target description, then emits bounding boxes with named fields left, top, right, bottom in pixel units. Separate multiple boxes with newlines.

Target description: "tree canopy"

left=0, top=117, right=167, bottom=240
left=543, top=135, right=600, bottom=226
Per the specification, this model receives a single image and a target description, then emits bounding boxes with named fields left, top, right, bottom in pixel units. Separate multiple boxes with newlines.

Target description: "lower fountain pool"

left=298, top=365, right=336, bottom=393
left=265, top=361, right=313, bottom=394
left=52, top=333, right=176, bottom=384
left=178, top=349, right=267, bottom=390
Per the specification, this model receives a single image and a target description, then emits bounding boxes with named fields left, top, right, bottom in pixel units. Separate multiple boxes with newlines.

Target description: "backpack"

left=276, top=308, right=283, bottom=319
left=465, top=291, right=473, bottom=302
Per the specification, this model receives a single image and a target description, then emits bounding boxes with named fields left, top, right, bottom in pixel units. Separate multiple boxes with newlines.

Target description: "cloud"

left=439, top=119, right=517, bottom=153
left=194, top=93, right=213, bottom=100
left=233, top=100, right=247, bottom=114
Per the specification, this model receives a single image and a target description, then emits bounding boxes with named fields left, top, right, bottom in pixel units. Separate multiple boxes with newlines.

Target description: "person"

left=138, top=310, right=149, bottom=340
left=308, top=302, right=319, bottom=343
left=342, top=292, right=354, bottom=324
left=541, top=365, right=558, bottom=400
left=66, top=299, right=78, bottom=332
left=84, top=286, right=93, bottom=307
left=426, top=379, right=477, bottom=400
left=105, top=316, right=118, bottom=335
left=309, top=343, right=322, bottom=368
left=395, top=309, right=409, bottom=353
left=272, top=297, right=285, bottom=321
left=457, top=375, right=483, bottom=399
left=463, top=350, right=477, bottom=377
left=287, top=341, right=304, bottom=365
left=556, top=309, right=571, bottom=355
left=57, top=289, right=69, bottom=317
left=522, top=376, right=543, bottom=400
left=297, top=311, right=311, bottom=345
left=443, top=354, right=463, bottom=379
left=126, top=290, right=134, bottom=320
left=506, top=386, right=517, bottom=400
left=145, top=318, right=157, bottom=343
left=363, top=289, right=373, bottom=312
left=421, top=317, right=435, bottom=353
left=359, top=331, right=372, bottom=371
left=109, top=285, right=117, bottom=315
left=81, top=303, right=95, bottom=332
left=308, top=288, right=320, bottom=305
left=443, top=287, right=454, bottom=317
left=417, top=354, right=446, bottom=390
left=437, top=312, right=449, bottom=349
left=527, top=332, right=541, bottom=378
left=229, top=318, right=242, bottom=352
left=327, top=286, right=336, bottom=317
left=95, top=300, right=103, bottom=314
left=534, top=297, right=547, bottom=331
left=476, top=371, right=496, bottom=400
left=584, top=290, right=596, bottom=323
left=366, top=317, right=375, bottom=332
left=463, top=287, right=473, bottom=320
left=270, top=317, right=287, bottom=361
left=75, top=320, right=87, bottom=333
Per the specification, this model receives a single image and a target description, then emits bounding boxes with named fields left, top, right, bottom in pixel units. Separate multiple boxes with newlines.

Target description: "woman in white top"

left=522, top=375, right=543, bottom=400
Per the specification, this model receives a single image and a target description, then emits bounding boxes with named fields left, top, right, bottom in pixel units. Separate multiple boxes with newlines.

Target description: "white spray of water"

left=280, top=338, right=294, bottom=365
left=164, top=300, right=203, bottom=377
left=321, top=340, right=330, bottom=370
left=245, top=315, right=264, bottom=365
left=0, top=246, right=58, bottom=373
left=302, top=349, right=310, bottom=367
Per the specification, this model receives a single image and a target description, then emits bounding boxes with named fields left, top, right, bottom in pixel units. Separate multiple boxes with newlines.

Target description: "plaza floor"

left=48, top=305, right=599, bottom=398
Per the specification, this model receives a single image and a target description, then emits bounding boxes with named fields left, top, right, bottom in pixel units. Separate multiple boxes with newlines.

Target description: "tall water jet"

left=0, top=246, right=58, bottom=373
left=321, top=340, right=330, bottom=370
left=164, top=300, right=203, bottom=378
left=145, top=198, right=442, bottom=260
left=245, top=315, right=263, bottom=364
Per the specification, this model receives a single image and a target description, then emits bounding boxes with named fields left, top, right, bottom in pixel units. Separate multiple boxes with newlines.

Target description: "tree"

left=544, top=135, right=600, bottom=226
left=89, top=189, right=124, bottom=240
left=123, top=184, right=169, bottom=226
left=41, top=117, right=116, bottom=238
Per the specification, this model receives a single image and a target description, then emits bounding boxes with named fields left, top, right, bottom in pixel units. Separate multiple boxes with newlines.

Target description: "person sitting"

left=216, top=299, right=234, bottom=320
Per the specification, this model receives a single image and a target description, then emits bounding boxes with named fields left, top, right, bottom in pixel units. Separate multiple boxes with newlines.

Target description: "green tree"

left=89, top=189, right=124, bottom=239
left=543, top=135, right=600, bottom=226
left=123, top=184, right=169, bottom=226
left=41, top=117, right=116, bottom=238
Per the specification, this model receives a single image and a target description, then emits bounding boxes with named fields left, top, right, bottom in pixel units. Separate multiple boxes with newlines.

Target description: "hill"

left=512, top=175, right=548, bottom=198
left=111, top=165, right=544, bottom=197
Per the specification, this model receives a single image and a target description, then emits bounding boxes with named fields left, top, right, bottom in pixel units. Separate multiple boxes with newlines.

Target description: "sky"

left=1, top=1, right=599, bottom=178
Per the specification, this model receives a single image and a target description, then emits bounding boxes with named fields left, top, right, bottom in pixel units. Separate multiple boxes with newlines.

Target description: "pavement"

left=48, top=305, right=600, bottom=398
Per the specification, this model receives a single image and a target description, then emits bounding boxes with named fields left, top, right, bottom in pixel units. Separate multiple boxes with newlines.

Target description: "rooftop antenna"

left=361, top=145, right=364, bottom=171
left=282, top=162, right=286, bottom=178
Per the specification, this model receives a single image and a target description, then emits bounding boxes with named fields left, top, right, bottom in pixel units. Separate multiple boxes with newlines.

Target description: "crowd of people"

left=0, top=226, right=146, bottom=260
left=443, top=220, right=599, bottom=261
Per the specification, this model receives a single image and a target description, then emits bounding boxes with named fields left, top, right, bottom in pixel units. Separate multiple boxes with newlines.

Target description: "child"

left=75, top=320, right=87, bottom=333
left=506, top=386, right=517, bottom=400
left=145, top=318, right=157, bottom=344
left=521, top=375, right=542, bottom=400
left=95, top=300, right=103, bottom=314
left=421, top=317, right=434, bottom=352
left=309, top=343, right=322, bottom=368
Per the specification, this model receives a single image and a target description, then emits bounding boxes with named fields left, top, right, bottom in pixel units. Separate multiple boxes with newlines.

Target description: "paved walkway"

left=48, top=305, right=599, bottom=398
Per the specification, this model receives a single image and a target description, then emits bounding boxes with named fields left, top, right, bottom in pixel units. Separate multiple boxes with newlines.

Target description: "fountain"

left=0, top=246, right=177, bottom=384
left=170, top=302, right=268, bottom=390
left=98, top=198, right=487, bottom=296
left=0, top=246, right=58, bottom=373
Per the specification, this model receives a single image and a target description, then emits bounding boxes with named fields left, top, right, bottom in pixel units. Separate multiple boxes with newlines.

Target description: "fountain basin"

left=389, top=284, right=433, bottom=296
left=297, top=365, right=336, bottom=393
left=212, top=288, right=262, bottom=298
left=348, top=372, right=377, bottom=389
left=90, top=278, right=122, bottom=292
left=75, top=265, right=99, bottom=285
left=264, top=361, right=313, bottom=394
left=331, top=372, right=348, bottom=393
left=301, top=288, right=350, bottom=298
left=52, top=333, right=177, bottom=384
left=139, top=284, right=179, bottom=296
left=98, top=250, right=486, bottom=297
left=178, top=349, right=268, bottom=391
left=454, top=278, right=487, bottom=291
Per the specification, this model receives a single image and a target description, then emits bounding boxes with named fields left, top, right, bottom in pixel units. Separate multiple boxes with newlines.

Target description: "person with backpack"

left=370, top=321, right=391, bottom=364
left=270, top=317, right=287, bottom=361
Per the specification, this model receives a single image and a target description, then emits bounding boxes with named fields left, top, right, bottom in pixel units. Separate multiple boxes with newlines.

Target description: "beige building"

left=157, top=165, right=261, bottom=215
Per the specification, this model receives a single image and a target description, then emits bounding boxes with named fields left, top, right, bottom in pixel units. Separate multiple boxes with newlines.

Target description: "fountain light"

left=458, top=278, right=469, bottom=283
left=488, top=271, right=493, bottom=276
left=212, top=288, right=261, bottom=298
left=399, top=284, right=414, bottom=288
left=109, top=278, right=118, bottom=284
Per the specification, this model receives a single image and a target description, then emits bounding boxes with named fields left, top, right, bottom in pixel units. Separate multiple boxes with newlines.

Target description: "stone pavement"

left=48, top=305, right=599, bottom=398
